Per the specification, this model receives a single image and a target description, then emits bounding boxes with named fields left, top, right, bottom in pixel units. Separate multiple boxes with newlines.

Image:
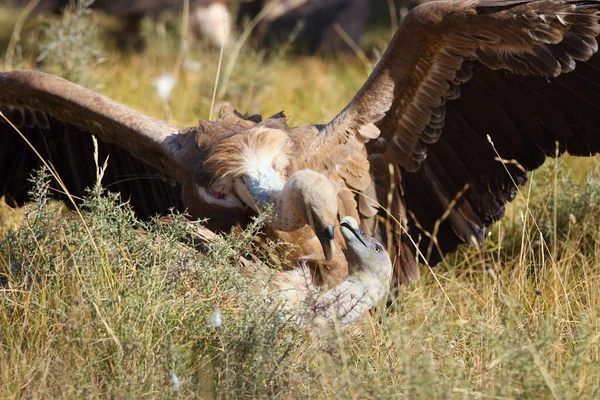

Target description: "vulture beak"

left=319, top=225, right=335, bottom=260
left=340, top=216, right=368, bottom=248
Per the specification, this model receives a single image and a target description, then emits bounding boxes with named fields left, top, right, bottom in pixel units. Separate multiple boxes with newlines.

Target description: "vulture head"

left=4, top=0, right=600, bottom=287
left=340, top=216, right=392, bottom=286
left=307, top=215, right=393, bottom=329
left=203, top=125, right=339, bottom=259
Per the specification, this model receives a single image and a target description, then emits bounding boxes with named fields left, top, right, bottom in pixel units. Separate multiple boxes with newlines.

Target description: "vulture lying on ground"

left=2, top=0, right=600, bottom=286
left=195, top=214, right=392, bottom=328
left=246, top=216, right=393, bottom=329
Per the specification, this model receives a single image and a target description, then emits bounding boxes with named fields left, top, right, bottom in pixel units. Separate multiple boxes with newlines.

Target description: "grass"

left=2, top=5, right=600, bottom=399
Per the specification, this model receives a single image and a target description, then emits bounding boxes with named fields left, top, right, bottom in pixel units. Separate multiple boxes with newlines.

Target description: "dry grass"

left=1, top=5, right=600, bottom=399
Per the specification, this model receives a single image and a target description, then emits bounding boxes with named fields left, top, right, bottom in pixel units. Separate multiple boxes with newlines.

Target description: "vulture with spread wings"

left=2, top=0, right=600, bottom=285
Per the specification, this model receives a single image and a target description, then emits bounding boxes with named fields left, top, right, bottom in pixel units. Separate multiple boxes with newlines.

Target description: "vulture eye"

left=374, top=245, right=383, bottom=253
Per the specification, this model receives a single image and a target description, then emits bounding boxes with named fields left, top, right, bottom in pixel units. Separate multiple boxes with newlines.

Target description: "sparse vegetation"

left=35, top=0, right=107, bottom=85
left=2, top=5, right=600, bottom=399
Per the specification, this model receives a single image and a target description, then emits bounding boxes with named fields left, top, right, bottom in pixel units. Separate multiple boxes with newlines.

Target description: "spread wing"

left=314, top=0, right=600, bottom=282
left=0, top=70, right=187, bottom=218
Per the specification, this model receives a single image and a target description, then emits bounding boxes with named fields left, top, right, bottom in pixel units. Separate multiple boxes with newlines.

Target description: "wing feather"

left=0, top=70, right=187, bottom=181
left=1, top=120, right=185, bottom=219
left=0, top=70, right=187, bottom=218
left=311, top=0, right=600, bottom=282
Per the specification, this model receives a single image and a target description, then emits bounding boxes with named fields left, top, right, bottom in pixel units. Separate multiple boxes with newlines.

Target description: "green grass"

left=2, top=6, right=600, bottom=399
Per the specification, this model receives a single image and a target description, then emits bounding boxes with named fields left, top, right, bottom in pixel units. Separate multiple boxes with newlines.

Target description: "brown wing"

left=314, top=0, right=600, bottom=283
left=0, top=70, right=187, bottom=218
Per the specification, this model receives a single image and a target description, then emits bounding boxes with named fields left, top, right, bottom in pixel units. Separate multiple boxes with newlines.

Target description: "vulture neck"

left=318, top=270, right=389, bottom=330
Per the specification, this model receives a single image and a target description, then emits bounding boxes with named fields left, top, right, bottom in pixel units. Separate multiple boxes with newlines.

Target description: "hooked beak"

left=340, top=216, right=368, bottom=247
left=240, top=175, right=277, bottom=209
left=319, top=225, right=335, bottom=260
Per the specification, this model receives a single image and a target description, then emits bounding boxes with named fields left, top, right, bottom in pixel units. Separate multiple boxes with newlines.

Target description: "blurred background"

left=0, top=0, right=420, bottom=55
left=0, top=0, right=421, bottom=127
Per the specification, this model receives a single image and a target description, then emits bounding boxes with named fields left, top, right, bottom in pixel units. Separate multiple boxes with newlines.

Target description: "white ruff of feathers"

left=205, top=127, right=291, bottom=179
left=204, top=127, right=292, bottom=208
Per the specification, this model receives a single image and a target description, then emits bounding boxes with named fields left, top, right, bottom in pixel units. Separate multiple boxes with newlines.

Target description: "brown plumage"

left=3, top=0, right=600, bottom=287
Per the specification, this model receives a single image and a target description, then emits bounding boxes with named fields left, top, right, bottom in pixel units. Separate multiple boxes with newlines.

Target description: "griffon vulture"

left=2, top=0, right=600, bottom=286
left=191, top=215, right=392, bottom=328
left=267, top=216, right=393, bottom=329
